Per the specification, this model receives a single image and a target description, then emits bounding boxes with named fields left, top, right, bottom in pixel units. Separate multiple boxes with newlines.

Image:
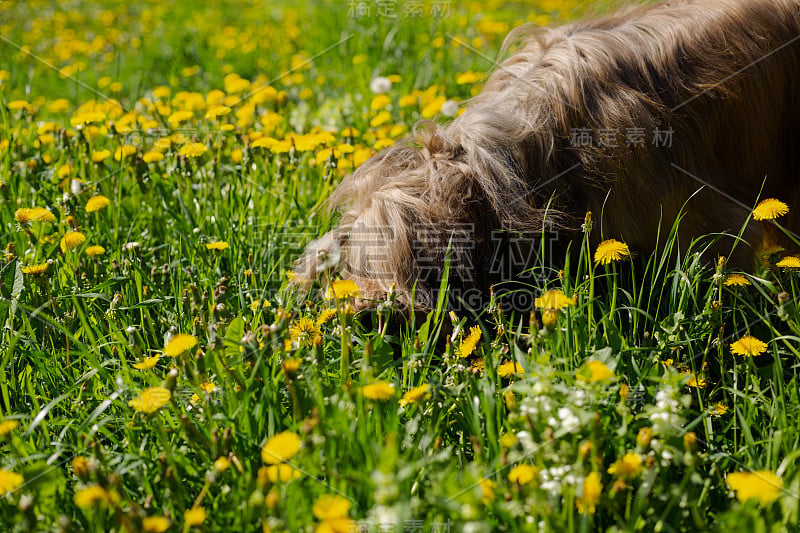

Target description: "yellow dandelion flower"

left=288, top=317, right=323, bottom=348
left=399, top=384, right=431, bottom=407
left=730, top=335, right=768, bottom=357
left=142, top=516, right=171, bottom=533
left=479, top=478, right=495, bottom=503
left=265, top=464, right=301, bottom=483
left=685, top=372, right=707, bottom=388
left=723, top=274, right=750, bottom=286
left=752, top=198, right=789, bottom=221
left=85, top=245, right=106, bottom=257
left=92, top=149, right=112, bottom=163
left=60, top=231, right=86, bottom=252
left=313, top=494, right=351, bottom=520
left=132, top=355, right=160, bottom=370
left=143, top=151, right=164, bottom=163
left=710, top=403, right=729, bottom=416
left=776, top=256, right=800, bottom=269
left=316, top=308, right=337, bottom=326
left=184, top=506, right=206, bottom=526
left=85, top=195, right=110, bottom=213
left=325, top=279, right=360, bottom=300
left=261, top=431, right=302, bottom=464
left=167, top=110, right=194, bottom=127
left=163, top=333, right=198, bottom=356
left=114, top=144, right=137, bottom=160
left=282, top=359, right=301, bottom=374
left=199, top=382, right=216, bottom=394
left=213, top=456, right=230, bottom=473
left=498, top=360, right=525, bottom=378
left=534, top=289, right=575, bottom=310
left=500, top=433, right=518, bottom=448
left=73, top=485, right=119, bottom=508
left=576, top=472, right=602, bottom=514
left=576, top=360, right=615, bottom=382
left=607, top=452, right=643, bottom=478
left=128, top=387, right=171, bottom=414
left=361, top=381, right=396, bottom=401
left=21, top=263, right=49, bottom=276
left=457, top=326, right=482, bottom=358
left=178, top=142, right=208, bottom=158
left=370, top=95, right=391, bottom=111
left=726, top=471, right=783, bottom=505
left=0, top=420, right=19, bottom=436
left=470, top=357, right=485, bottom=373
left=594, top=239, right=630, bottom=265
left=508, top=464, right=538, bottom=486
left=0, top=470, right=23, bottom=495
left=370, top=111, right=391, bottom=127
left=205, top=105, right=231, bottom=120
left=205, top=241, right=229, bottom=251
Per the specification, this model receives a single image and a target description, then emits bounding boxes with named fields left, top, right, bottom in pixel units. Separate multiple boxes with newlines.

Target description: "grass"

left=1, top=0, right=800, bottom=531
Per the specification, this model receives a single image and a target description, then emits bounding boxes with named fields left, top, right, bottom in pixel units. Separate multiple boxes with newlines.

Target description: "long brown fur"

left=294, top=0, right=800, bottom=312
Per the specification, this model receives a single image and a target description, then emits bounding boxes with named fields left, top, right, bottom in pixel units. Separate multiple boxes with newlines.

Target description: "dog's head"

left=292, top=116, right=568, bottom=314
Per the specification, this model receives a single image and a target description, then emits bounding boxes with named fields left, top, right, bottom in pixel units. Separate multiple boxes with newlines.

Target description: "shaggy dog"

left=294, top=0, right=800, bottom=313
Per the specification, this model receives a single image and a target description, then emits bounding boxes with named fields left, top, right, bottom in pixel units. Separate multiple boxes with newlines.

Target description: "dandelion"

left=21, top=263, right=49, bottom=276
left=498, top=360, right=525, bottom=378
left=576, top=360, right=615, bottom=382
left=133, top=355, right=160, bottom=370
left=730, top=335, right=768, bottom=357
left=60, top=231, right=86, bottom=252
left=370, top=76, right=392, bottom=94
left=399, top=384, right=431, bottom=407
left=85, top=245, right=106, bottom=257
left=178, top=142, right=208, bottom=158
left=576, top=472, right=602, bottom=514
left=205, top=241, right=229, bottom=251
left=440, top=99, right=460, bottom=117
left=726, top=471, right=783, bottom=505
left=752, top=198, right=789, bottom=221
left=167, top=110, right=193, bottom=127
left=0, top=420, right=18, bottom=436
left=776, top=256, right=800, bottom=269
left=594, top=239, right=630, bottom=264
left=456, top=70, right=483, bottom=84
left=73, top=485, right=119, bottom=507
left=685, top=373, right=707, bottom=388
left=479, top=479, right=495, bottom=503
left=534, top=289, right=575, bottom=310
left=607, top=453, right=643, bottom=478
left=508, top=464, right=537, bottom=486
left=710, top=403, right=729, bottom=416
left=184, top=506, right=206, bottom=527
left=313, top=494, right=351, bottom=520
left=114, top=145, right=137, bottom=160
left=316, top=308, right=337, bottom=325
left=362, top=381, right=396, bottom=401
left=265, top=464, right=301, bottom=483
left=128, top=387, right=171, bottom=414
left=213, top=456, right=230, bottom=473
left=500, top=433, right=518, bottom=448
left=16, top=207, right=55, bottom=224
left=370, top=111, right=391, bottom=127
left=141, top=152, right=164, bottom=164
left=92, top=149, right=112, bottom=163
left=288, top=317, right=323, bottom=348
left=85, top=195, right=110, bottom=213
left=456, top=326, right=482, bottom=358
left=261, top=431, right=302, bottom=464
left=142, top=516, right=171, bottom=533
left=282, top=359, right=301, bottom=374
left=164, top=333, right=198, bottom=356
left=325, top=279, right=360, bottom=300
left=469, top=357, right=485, bottom=373
left=723, top=274, right=750, bottom=286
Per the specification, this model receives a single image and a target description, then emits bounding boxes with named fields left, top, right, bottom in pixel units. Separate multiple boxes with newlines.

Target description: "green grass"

left=1, top=0, right=800, bottom=531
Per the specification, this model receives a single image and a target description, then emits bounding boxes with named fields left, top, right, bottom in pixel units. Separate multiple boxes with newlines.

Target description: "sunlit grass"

left=0, top=0, right=799, bottom=531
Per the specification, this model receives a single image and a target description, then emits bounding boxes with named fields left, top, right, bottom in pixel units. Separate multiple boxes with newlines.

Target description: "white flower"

left=440, top=99, right=460, bottom=117
left=370, top=76, right=392, bottom=94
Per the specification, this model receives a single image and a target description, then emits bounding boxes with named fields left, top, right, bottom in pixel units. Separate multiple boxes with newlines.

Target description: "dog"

left=293, top=0, right=800, bottom=314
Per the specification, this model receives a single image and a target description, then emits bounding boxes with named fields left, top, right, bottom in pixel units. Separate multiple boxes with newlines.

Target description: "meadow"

left=1, top=0, right=800, bottom=531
